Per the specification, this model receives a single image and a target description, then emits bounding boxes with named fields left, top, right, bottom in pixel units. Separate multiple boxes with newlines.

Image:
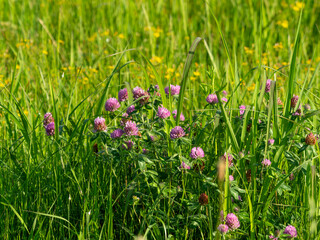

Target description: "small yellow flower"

left=118, top=33, right=125, bottom=39
left=88, top=33, right=97, bottom=42
left=154, top=32, right=160, bottom=38
left=150, top=56, right=163, bottom=64
left=292, top=2, right=305, bottom=11
left=193, top=71, right=200, bottom=77
left=273, top=42, right=283, bottom=50
left=16, top=65, right=20, bottom=70
left=277, top=20, right=288, bottom=28
left=185, top=36, right=190, bottom=40
left=247, top=83, right=256, bottom=91
left=42, top=50, right=48, bottom=55
left=190, top=76, right=196, bottom=81
left=167, top=68, right=175, bottom=73
left=58, top=40, right=64, bottom=44
left=101, top=30, right=110, bottom=36
left=241, top=62, right=248, bottom=66
left=244, top=46, right=254, bottom=55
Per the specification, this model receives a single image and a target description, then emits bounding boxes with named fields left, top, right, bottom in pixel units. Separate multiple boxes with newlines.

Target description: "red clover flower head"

left=157, top=106, right=171, bottom=119
left=268, top=139, right=275, bottom=145
left=132, top=87, right=145, bottom=100
left=122, top=140, right=134, bottom=150
left=118, top=88, right=128, bottom=102
left=126, top=105, right=135, bottom=114
left=225, top=213, right=240, bottom=230
left=172, top=110, right=185, bottom=121
left=110, top=128, right=124, bottom=139
left=291, top=95, right=299, bottom=108
left=217, top=224, right=229, bottom=234
left=206, top=94, right=218, bottom=104
left=105, top=97, right=121, bottom=112
left=43, top=112, right=54, bottom=127
left=220, top=153, right=234, bottom=167
left=190, top=147, right=205, bottom=159
left=239, top=105, right=246, bottom=115
left=124, top=120, right=139, bottom=136
left=179, top=161, right=191, bottom=170
left=262, top=158, right=271, bottom=167
left=45, top=122, right=55, bottom=136
left=198, top=193, right=208, bottom=205
left=165, top=84, right=180, bottom=96
left=170, top=126, right=185, bottom=139
left=283, top=225, right=297, bottom=238
left=94, top=117, right=107, bottom=132
left=265, top=79, right=271, bottom=93
left=305, top=132, right=316, bottom=145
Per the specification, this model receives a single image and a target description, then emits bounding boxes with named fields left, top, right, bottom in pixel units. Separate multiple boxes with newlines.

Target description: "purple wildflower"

left=262, top=158, right=271, bottom=167
left=122, top=140, right=134, bottom=150
left=190, top=147, right=205, bottom=159
left=149, top=135, right=155, bottom=142
left=283, top=225, right=297, bottom=238
left=124, top=121, right=139, bottom=136
left=164, top=85, right=180, bottom=96
left=239, top=105, right=246, bottom=115
left=142, top=149, right=148, bottom=154
left=118, top=88, right=128, bottom=102
left=269, top=235, right=278, bottom=240
left=105, top=97, right=121, bottom=112
left=229, top=175, right=234, bottom=181
left=292, top=105, right=301, bottom=116
left=265, top=79, right=271, bottom=93
left=304, top=104, right=311, bottom=111
left=170, top=126, right=185, bottom=139
left=172, top=110, right=185, bottom=121
left=225, top=213, right=240, bottom=230
left=222, top=97, right=228, bottom=103
left=291, top=95, right=299, bottom=109
left=289, top=173, right=294, bottom=181
left=45, top=122, right=55, bottom=136
left=110, top=128, right=124, bottom=139
left=157, top=106, right=171, bottom=119
left=217, top=224, right=229, bottom=234
left=132, top=86, right=149, bottom=105
left=132, top=87, right=145, bottom=99
left=222, top=90, right=228, bottom=96
left=220, top=210, right=224, bottom=221
left=165, top=84, right=180, bottom=96
left=126, top=105, right=135, bottom=114
left=206, top=94, right=218, bottom=104
left=43, top=112, right=54, bottom=127
left=94, top=117, right=107, bottom=132
left=220, top=153, right=234, bottom=167
left=268, top=139, right=275, bottom=145
left=179, top=161, right=191, bottom=170
left=120, top=113, right=130, bottom=126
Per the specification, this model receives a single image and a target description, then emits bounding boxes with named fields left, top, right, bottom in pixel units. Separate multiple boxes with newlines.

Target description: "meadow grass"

left=1, top=0, right=320, bottom=239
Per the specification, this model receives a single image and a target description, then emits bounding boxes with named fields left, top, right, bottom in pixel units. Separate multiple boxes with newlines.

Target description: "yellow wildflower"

left=193, top=71, right=200, bottom=77
left=244, top=46, right=254, bottom=55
